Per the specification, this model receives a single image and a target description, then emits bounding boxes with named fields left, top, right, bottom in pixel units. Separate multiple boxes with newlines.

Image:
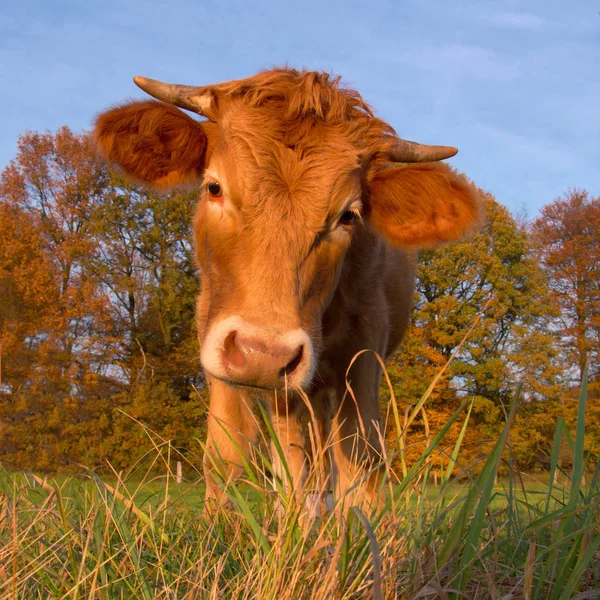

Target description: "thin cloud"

left=384, top=43, right=520, bottom=87
left=491, top=11, right=547, bottom=30
left=475, top=123, right=578, bottom=170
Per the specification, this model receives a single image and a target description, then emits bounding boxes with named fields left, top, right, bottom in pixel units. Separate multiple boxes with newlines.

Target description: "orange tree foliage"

left=0, top=202, right=57, bottom=383
left=531, top=190, right=600, bottom=384
left=0, top=128, right=206, bottom=472
left=383, top=190, right=561, bottom=476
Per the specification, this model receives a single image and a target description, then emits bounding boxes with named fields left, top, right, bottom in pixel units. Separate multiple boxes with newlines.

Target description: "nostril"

left=279, top=345, right=304, bottom=379
left=223, top=331, right=245, bottom=368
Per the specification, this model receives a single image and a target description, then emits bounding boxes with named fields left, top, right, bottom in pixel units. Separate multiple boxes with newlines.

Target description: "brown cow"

left=94, top=68, right=478, bottom=513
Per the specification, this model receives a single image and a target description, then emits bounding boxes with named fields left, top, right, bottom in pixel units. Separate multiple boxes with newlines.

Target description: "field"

left=1, top=380, right=599, bottom=599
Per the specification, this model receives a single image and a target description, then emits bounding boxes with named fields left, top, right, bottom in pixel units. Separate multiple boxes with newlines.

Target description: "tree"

left=1, top=127, right=111, bottom=380
left=384, top=188, right=560, bottom=474
left=0, top=201, right=58, bottom=392
left=88, top=174, right=201, bottom=395
left=531, top=189, right=600, bottom=384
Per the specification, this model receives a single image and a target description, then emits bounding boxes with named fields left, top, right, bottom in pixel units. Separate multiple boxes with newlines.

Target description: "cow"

left=94, top=68, right=479, bottom=514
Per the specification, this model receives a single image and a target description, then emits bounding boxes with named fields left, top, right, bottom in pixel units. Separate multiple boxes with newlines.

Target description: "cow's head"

left=95, top=69, right=478, bottom=391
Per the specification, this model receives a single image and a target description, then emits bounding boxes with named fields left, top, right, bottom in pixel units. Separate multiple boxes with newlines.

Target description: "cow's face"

left=94, top=70, right=479, bottom=391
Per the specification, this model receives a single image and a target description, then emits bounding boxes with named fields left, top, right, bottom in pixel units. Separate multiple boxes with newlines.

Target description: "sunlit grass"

left=0, top=368, right=598, bottom=599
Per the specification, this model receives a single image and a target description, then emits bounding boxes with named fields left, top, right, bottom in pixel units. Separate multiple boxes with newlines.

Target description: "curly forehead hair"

left=214, top=68, right=397, bottom=152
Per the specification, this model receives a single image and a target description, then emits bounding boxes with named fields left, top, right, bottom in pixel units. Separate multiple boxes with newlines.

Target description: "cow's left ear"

left=366, top=162, right=480, bottom=248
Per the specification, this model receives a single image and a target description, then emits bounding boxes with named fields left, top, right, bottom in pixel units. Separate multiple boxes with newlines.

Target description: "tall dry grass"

left=0, top=364, right=598, bottom=599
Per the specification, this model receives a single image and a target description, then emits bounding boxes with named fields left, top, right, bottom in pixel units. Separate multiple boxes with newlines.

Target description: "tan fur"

left=94, top=68, right=480, bottom=513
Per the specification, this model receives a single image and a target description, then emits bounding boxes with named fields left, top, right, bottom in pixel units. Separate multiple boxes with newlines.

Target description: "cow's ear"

left=366, top=162, right=481, bottom=248
left=94, top=101, right=209, bottom=189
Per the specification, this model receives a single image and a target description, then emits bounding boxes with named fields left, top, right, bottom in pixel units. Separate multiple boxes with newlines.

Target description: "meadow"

left=1, top=370, right=598, bottom=600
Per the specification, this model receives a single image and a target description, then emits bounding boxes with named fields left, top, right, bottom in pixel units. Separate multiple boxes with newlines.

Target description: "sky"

left=1, top=0, right=598, bottom=217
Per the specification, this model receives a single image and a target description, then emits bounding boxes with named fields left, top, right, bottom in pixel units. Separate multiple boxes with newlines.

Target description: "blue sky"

left=1, top=0, right=598, bottom=216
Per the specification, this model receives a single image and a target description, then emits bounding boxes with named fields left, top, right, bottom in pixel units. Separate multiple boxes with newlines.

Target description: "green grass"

left=1, top=371, right=599, bottom=598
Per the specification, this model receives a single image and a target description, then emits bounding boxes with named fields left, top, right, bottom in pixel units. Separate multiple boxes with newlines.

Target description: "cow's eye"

left=339, top=210, right=357, bottom=226
left=207, top=181, right=222, bottom=197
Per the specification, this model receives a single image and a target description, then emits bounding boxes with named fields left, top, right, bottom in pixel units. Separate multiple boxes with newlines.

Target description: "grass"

left=1, top=370, right=599, bottom=598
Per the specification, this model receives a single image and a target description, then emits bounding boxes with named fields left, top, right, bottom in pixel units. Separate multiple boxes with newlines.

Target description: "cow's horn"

left=133, top=76, right=216, bottom=119
left=388, top=138, right=458, bottom=162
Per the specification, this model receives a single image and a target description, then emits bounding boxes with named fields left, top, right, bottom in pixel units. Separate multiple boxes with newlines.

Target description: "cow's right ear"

left=94, top=101, right=209, bottom=189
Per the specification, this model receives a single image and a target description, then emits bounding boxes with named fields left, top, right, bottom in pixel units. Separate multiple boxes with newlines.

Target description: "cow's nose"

left=222, top=330, right=307, bottom=388
left=201, top=316, right=314, bottom=389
